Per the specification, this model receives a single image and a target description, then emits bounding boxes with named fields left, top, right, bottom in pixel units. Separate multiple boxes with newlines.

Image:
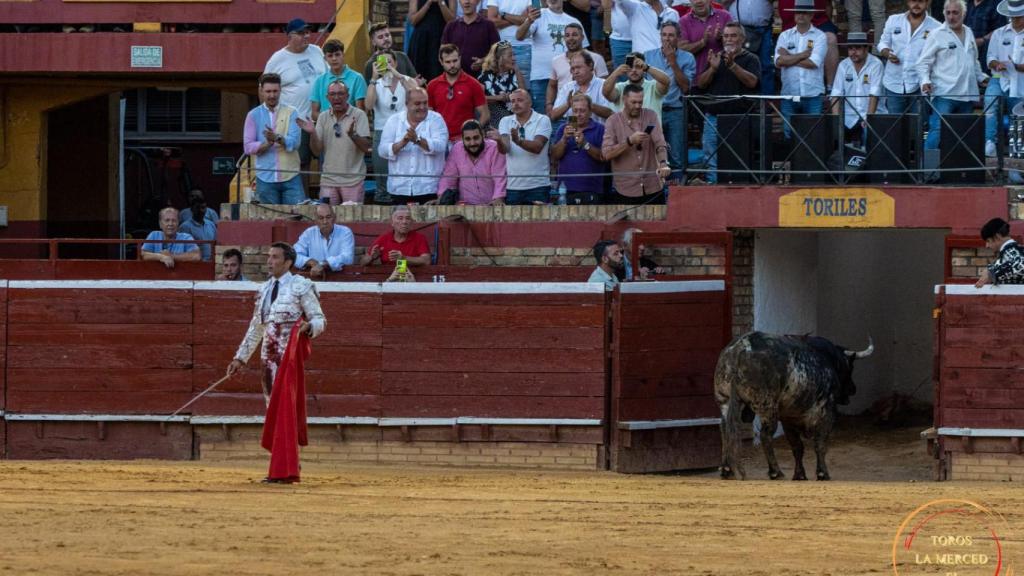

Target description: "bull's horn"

left=845, top=336, right=874, bottom=359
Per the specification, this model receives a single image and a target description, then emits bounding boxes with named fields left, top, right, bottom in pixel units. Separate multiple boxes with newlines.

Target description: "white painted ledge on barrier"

left=937, top=284, right=1024, bottom=295
left=617, top=418, right=722, bottom=430
left=3, top=413, right=189, bottom=423
left=193, top=281, right=382, bottom=294
left=382, top=282, right=605, bottom=295
left=619, top=280, right=726, bottom=294
left=455, top=417, right=602, bottom=426
left=193, top=281, right=263, bottom=292
left=0, top=280, right=8, bottom=290
left=9, top=280, right=194, bottom=290
left=379, top=418, right=457, bottom=426
left=936, top=427, right=1024, bottom=437
left=190, top=416, right=380, bottom=425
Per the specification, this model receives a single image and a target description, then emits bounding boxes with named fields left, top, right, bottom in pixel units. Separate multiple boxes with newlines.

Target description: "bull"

left=714, top=331, right=873, bottom=481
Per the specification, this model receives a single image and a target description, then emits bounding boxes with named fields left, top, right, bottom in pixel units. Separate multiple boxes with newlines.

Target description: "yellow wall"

left=329, top=0, right=370, bottom=75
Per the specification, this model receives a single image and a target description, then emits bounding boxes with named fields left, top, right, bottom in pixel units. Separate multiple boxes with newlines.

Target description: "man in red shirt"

left=427, top=44, right=490, bottom=141
left=360, top=205, right=432, bottom=266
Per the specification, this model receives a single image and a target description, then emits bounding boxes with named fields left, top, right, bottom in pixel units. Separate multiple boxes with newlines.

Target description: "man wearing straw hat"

left=775, top=0, right=829, bottom=140
left=830, top=31, right=887, bottom=147
left=982, top=0, right=1024, bottom=156
left=877, top=0, right=941, bottom=115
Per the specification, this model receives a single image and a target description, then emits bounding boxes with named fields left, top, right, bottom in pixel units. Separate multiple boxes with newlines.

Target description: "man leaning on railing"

left=141, top=207, right=200, bottom=269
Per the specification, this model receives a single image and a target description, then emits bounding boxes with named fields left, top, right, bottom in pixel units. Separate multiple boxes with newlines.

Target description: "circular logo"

left=892, top=499, right=1014, bottom=576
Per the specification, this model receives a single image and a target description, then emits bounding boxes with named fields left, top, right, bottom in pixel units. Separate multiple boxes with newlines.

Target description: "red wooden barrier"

left=0, top=282, right=6, bottom=458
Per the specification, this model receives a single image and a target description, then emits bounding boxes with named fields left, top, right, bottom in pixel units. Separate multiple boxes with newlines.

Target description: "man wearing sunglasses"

left=297, top=81, right=372, bottom=205
left=427, top=43, right=490, bottom=142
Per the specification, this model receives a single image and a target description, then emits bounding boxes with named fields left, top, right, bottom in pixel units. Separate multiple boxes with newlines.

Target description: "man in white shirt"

left=614, top=0, right=679, bottom=54
left=603, top=0, right=634, bottom=69
left=517, top=0, right=589, bottom=113
left=877, top=0, right=941, bottom=114
left=830, top=32, right=887, bottom=147
left=550, top=52, right=615, bottom=122
left=917, top=0, right=989, bottom=149
left=547, top=22, right=610, bottom=110
left=984, top=0, right=1024, bottom=155
left=378, top=89, right=450, bottom=203
left=775, top=0, right=829, bottom=139
left=488, top=0, right=534, bottom=82
left=264, top=19, right=327, bottom=192
left=294, top=203, right=355, bottom=277
left=499, top=89, right=554, bottom=204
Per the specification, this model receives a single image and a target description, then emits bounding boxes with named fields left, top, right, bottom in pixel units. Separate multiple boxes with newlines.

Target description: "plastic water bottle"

left=557, top=182, right=567, bottom=205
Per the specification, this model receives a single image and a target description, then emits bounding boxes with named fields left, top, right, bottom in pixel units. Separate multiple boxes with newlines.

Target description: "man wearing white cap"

left=916, top=0, right=989, bottom=150
left=983, top=0, right=1024, bottom=155
left=830, top=32, right=887, bottom=147
left=877, top=0, right=941, bottom=114
left=775, top=0, right=828, bottom=140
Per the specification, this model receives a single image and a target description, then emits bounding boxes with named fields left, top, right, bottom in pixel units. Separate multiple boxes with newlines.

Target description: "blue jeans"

left=507, top=186, right=550, bottom=205
left=513, top=44, right=532, bottom=91
left=984, top=81, right=1019, bottom=143
left=701, top=114, right=719, bottom=184
left=662, top=106, right=685, bottom=181
left=744, top=25, right=775, bottom=95
left=610, top=38, right=632, bottom=71
left=529, top=79, right=548, bottom=114
left=925, top=97, right=973, bottom=150
left=780, top=95, right=824, bottom=139
left=885, top=88, right=921, bottom=115
left=256, top=176, right=306, bottom=204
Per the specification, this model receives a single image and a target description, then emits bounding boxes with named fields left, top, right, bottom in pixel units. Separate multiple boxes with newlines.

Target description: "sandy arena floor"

left=0, top=423, right=1021, bottom=575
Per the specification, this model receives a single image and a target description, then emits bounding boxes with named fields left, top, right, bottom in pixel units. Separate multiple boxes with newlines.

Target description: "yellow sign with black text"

left=778, top=188, right=895, bottom=228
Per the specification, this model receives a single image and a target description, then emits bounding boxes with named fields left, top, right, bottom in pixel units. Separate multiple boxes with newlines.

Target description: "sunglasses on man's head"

left=447, top=86, right=455, bottom=100
left=390, top=95, right=398, bottom=111
left=333, top=122, right=342, bottom=138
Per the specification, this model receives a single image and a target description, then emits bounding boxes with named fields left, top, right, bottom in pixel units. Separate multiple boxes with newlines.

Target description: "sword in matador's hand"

left=165, top=373, right=233, bottom=421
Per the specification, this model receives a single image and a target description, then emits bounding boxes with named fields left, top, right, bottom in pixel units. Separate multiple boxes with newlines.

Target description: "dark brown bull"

left=714, top=331, right=873, bottom=480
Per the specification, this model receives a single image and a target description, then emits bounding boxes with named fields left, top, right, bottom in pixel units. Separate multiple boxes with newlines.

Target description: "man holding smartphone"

left=601, top=83, right=670, bottom=203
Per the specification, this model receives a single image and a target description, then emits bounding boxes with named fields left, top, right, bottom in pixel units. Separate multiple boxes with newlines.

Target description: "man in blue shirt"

left=141, top=207, right=200, bottom=269
left=294, top=203, right=355, bottom=277
left=310, top=39, right=368, bottom=121
left=177, top=190, right=217, bottom=262
left=643, top=21, right=696, bottom=183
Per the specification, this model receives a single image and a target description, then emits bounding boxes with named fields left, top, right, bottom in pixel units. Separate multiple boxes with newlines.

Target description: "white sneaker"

left=986, top=140, right=997, bottom=157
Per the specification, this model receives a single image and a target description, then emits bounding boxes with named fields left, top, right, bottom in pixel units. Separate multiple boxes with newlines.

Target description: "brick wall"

left=948, top=452, right=1024, bottom=481
left=732, top=229, right=754, bottom=336
left=950, top=247, right=994, bottom=279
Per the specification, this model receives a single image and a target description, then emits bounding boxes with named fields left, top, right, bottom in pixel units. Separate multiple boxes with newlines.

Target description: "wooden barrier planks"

left=4, top=421, right=192, bottom=460
left=0, top=282, right=7, bottom=413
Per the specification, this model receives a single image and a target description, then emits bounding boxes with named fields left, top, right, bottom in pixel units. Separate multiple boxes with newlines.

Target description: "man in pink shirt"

left=437, top=119, right=508, bottom=205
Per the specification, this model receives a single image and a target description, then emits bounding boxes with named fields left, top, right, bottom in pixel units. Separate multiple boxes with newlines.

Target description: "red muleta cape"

left=260, top=321, right=311, bottom=482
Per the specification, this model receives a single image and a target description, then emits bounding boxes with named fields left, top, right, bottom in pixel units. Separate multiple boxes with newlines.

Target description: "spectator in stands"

left=603, top=0, right=634, bottom=69
left=219, top=248, right=247, bottom=281
left=917, top=0, right=989, bottom=150
left=487, top=0, right=534, bottom=81
left=264, top=19, right=327, bottom=195
left=178, top=189, right=217, bottom=261
left=877, top=0, right=941, bottom=115
left=478, top=40, right=527, bottom=127
left=613, top=0, right=679, bottom=55
left=294, top=203, right=355, bottom=276
left=243, top=73, right=304, bottom=205
left=601, top=84, right=671, bottom=202
left=180, top=188, right=219, bottom=225
left=777, top=0, right=839, bottom=89
left=620, top=227, right=665, bottom=280
left=846, top=0, right=886, bottom=39
left=719, top=0, right=775, bottom=94
left=983, top=0, right=1024, bottom=156
left=500, top=89, right=554, bottom=204
left=367, top=52, right=421, bottom=205
left=547, top=23, right=610, bottom=111
left=830, top=32, right=886, bottom=148
left=360, top=206, right=433, bottom=266
left=551, top=94, right=609, bottom=204
left=298, top=81, right=372, bottom=205
left=363, top=22, right=418, bottom=82
left=643, top=21, right=696, bottom=183
left=379, top=89, right=450, bottom=203
left=564, top=0, right=596, bottom=38
left=967, top=0, right=1008, bottom=69
left=437, top=120, right=507, bottom=204
left=517, top=0, right=589, bottom=113
left=551, top=52, right=615, bottom=122
left=679, top=0, right=733, bottom=76
left=603, top=52, right=672, bottom=118
left=142, top=207, right=200, bottom=269
left=588, top=239, right=623, bottom=289
left=775, top=0, right=829, bottom=140
left=443, top=0, right=501, bottom=73
left=694, top=22, right=760, bottom=183
left=310, top=40, right=367, bottom=123
left=428, top=44, right=490, bottom=142
left=977, top=217, right=1024, bottom=286
left=409, top=0, right=458, bottom=81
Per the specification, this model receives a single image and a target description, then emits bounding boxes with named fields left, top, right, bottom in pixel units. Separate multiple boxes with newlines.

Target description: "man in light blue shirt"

left=644, top=21, right=696, bottom=183
left=141, top=207, right=200, bottom=269
left=177, top=190, right=217, bottom=261
left=294, top=203, right=355, bottom=276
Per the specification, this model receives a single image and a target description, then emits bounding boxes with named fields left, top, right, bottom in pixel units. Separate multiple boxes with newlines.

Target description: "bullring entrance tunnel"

left=748, top=228, right=947, bottom=415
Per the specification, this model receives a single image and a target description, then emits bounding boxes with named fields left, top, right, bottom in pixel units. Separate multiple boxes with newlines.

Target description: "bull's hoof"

left=792, top=470, right=808, bottom=481
left=720, top=466, right=738, bottom=479
left=816, top=472, right=831, bottom=481
left=768, top=470, right=785, bottom=480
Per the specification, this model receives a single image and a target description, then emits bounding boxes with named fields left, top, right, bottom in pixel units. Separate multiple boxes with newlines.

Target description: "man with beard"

left=830, top=32, right=886, bottom=148
left=363, top=22, right=418, bottom=82
left=219, top=248, right=247, bottom=281
left=642, top=21, right=696, bottom=183
left=877, top=0, right=941, bottom=115
left=437, top=120, right=508, bottom=205
left=442, top=0, right=501, bottom=74
left=588, top=240, right=624, bottom=289
left=243, top=73, right=304, bottom=204
left=601, top=84, right=671, bottom=203
left=551, top=52, right=615, bottom=122
left=499, top=89, right=554, bottom=204
left=694, top=22, right=759, bottom=184
left=547, top=23, right=609, bottom=111
left=602, top=51, right=671, bottom=118
left=298, top=81, right=372, bottom=204
left=427, top=44, right=490, bottom=142
left=379, top=89, right=450, bottom=204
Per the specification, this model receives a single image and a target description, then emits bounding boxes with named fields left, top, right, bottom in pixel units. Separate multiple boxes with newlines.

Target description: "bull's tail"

left=720, top=390, right=747, bottom=480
